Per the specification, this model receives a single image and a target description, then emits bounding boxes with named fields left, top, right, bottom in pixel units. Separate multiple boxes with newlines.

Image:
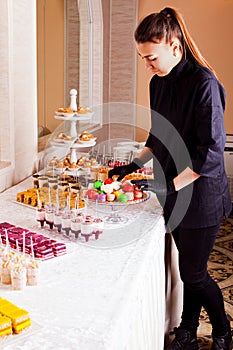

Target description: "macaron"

left=94, top=180, right=103, bottom=189
left=97, top=193, right=106, bottom=202
left=118, top=193, right=128, bottom=203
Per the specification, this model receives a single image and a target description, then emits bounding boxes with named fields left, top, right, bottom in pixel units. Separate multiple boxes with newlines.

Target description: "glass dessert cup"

left=61, top=212, right=72, bottom=238
left=92, top=218, right=104, bottom=239
left=27, top=260, right=39, bottom=286
left=45, top=207, right=54, bottom=229
left=81, top=220, right=93, bottom=242
left=70, top=215, right=82, bottom=239
left=54, top=210, right=62, bottom=233
left=36, top=207, right=46, bottom=228
left=11, top=264, right=27, bottom=290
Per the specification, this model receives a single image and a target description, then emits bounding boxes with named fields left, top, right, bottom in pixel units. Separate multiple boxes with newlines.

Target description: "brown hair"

left=134, top=7, right=217, bottom=77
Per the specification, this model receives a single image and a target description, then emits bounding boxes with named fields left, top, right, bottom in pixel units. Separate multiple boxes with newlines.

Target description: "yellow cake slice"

left=13, top=318, right=31, bottom=334
left=0, top=298, right=31, bottom=334
left=0, top=315, right=12, bottom=336
left=4, top=309, right=30, bottom=325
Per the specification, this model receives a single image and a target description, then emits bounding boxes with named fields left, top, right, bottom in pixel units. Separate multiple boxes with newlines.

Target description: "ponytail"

left=134, top=7, right=217, bottom=78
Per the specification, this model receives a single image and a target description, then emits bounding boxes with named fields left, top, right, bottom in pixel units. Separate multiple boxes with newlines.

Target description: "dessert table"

left=0, top=177, right=182, bottom=350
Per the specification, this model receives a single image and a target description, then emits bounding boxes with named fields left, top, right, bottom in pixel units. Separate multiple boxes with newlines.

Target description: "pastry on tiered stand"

left=79, top=130, right=95, bottom=142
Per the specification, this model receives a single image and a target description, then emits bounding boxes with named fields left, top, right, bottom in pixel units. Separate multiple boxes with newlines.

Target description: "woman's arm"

left=136, top=148, right=200, bottom=191
left=135, top=146, right=154, bottom=164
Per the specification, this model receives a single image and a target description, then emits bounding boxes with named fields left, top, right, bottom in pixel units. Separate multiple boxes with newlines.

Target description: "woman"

left=108, top=7, right=232, bottom=350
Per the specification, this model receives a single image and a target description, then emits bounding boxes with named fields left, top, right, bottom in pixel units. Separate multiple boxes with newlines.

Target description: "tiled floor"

left=197, top=213, right=233, bottom=349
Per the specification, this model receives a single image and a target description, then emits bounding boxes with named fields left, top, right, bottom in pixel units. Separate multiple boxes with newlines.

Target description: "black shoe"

left=166, top=327, right=199, bottom=350
left=211, top=330, right=233, bottom=350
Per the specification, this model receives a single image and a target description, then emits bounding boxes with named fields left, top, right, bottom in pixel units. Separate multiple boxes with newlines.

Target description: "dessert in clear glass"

left=61, top=212, right=72, bottom=237
left=27, top=260, right=39, bottom=286
left=36, top=207, right=46, bottom=228
left=70, top=214, right=82, bottom=239
left=81, top=217, right=93, bottom=242
left=92, top=218, right=104, bottom=240
left=11, top=263, right=27, bottom=290
left=54, top=210, right=62, bottom=233
left=1, top=260, right=12, bottom=284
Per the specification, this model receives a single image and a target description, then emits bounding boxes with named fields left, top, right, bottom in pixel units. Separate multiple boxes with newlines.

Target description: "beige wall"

left=136, top=0, right=233, bottom=134
left=37, top=0, right=64, bottom=134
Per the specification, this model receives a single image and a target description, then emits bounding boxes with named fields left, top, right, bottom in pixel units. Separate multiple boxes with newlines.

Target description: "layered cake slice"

left=0, top=315, right=12, bottom=336
left=52, top=242, right=67, bottom=257
left=34, top=245, right=54, bottom=260
left=0, top=298, right=31, bottom=334
left=10, top=309, right=31, bottom=334
left=0, top=222, right=15, bottom=230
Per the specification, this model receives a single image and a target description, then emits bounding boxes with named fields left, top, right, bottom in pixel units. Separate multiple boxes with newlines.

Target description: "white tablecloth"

left=0, top=178, right=182, bottom=350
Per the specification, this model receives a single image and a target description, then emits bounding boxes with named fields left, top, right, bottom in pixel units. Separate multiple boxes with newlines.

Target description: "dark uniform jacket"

left=145, top=58, right=232, bottom=229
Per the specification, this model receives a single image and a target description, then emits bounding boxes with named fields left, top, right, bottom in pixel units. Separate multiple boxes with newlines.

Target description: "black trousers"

left=172, top=224, right=229, bottom=335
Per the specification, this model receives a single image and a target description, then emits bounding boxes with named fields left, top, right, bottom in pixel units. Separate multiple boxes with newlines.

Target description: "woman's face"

left=136, top=40, right=181, bottom=77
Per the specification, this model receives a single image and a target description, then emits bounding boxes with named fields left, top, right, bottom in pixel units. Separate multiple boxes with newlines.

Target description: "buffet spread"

left=0, top=90, right=176, bottom=349
left=0, top=176, right=168, bottom=350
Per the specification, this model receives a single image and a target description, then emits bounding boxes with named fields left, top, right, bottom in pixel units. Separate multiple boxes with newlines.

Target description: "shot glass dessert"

left=32, top=173, right=40, bottom=188
left=26, top=260, right=39, bottom=286
left=38, top=175, right=48, bottom=188
left=36, top=207, right=45, bottom=228
left=54, top=210, right=62, bottom=233
left=11, top=264, right=27, bottom=290
left=1, top=261, right=12, bottom=285
left=48, top=177, right=58, bottom=190
left=70, top=215, right=82, bottom=239
left=81, top=217, right=93, bottom=242
left=61, top=212, right=72, bottom=237
left=92, top=218, right=104, bottom=240
left=45, top=208, right=54, bottom=229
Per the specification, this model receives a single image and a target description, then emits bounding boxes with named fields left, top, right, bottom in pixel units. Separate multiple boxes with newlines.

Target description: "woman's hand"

left=108, top=159, right=143, bottom=181
left=131, top=179, right=176, bottom=196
